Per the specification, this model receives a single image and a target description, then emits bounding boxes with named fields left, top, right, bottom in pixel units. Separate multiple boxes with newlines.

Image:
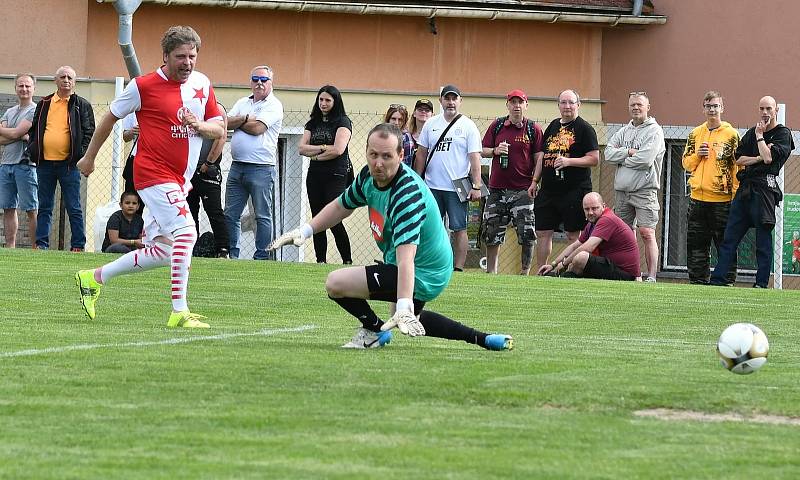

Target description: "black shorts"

left=365, top=263, right=426, bottom=314
left=583, top=255, right=636, bottom=281
left=534, top=186, right=591, bottom=232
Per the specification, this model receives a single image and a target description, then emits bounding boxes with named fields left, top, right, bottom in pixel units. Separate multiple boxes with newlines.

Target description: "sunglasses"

left=629, top=91, right=647, bottom=96
left=389, top=103, right=407, bottom=110
left=251, top=75, right=271, bottom=83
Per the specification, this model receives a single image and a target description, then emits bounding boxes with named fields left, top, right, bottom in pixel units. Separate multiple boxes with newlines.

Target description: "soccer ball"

left=717, top=323, right=769, bottom=375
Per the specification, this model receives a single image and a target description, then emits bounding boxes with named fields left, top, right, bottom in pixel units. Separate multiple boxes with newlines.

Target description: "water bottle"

left=499, top=141, right=509, bottom=169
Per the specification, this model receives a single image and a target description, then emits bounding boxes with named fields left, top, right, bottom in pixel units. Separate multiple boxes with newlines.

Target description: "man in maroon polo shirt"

left=537, top=192, right=641, bottom=281
left=480, top=89, right=544, bottom=275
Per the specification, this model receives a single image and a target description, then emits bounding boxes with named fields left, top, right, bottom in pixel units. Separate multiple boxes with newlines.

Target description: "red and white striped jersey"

left=110, top=68, right=222, bottom=190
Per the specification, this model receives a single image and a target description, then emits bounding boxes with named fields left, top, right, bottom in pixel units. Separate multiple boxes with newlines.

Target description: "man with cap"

left=480, top=89, right=544, bottom=275
left=414, top=84, right=483, bottom=271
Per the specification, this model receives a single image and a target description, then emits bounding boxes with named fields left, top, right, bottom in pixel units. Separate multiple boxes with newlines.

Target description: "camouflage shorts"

left=482, top=188, right=535, bottom=246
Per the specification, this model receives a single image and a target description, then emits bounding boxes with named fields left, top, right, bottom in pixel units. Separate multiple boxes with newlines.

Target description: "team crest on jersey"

left=174, top=106, right=196, bottom=137
left=454, top=127, right=463, bottom=136
left=368, top=207, right=385, bottom=241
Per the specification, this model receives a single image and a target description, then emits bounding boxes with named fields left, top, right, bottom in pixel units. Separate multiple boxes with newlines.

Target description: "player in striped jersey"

left=271, top=123, right=513, bottom=350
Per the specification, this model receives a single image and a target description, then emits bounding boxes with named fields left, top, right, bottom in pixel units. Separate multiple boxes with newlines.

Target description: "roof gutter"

left=97, top=0, right=666, bottom=26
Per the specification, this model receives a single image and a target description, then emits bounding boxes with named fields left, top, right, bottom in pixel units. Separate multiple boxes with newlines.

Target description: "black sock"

left=329, top=296, right=384, bottom=331
left=418, top=310, right=488, bottom=348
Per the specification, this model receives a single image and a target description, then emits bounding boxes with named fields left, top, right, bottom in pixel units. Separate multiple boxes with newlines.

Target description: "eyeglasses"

left=251, top=75, right=271, bottom=83
left=629, top=91, right=647, bottom=96
left=559, top=100, right=578, bottom=106
left=703, top=103, right=721, bottom=110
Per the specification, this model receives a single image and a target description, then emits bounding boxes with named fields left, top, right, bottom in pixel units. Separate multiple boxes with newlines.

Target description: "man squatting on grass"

left=270, top=123, right=513, bottom=350
left=75, top=26, right=224, bottom=328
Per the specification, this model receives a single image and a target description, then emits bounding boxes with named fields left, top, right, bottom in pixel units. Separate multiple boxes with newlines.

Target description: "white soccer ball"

left=717, top=323, right=769, bottom=375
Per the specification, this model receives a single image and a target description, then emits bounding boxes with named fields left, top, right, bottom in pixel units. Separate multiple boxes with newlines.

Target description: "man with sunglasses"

left=681, top=91, right=739, bottom=285
left=604, top=92, right=665, bottom=282
left=224, top=65, right=284, bottom=260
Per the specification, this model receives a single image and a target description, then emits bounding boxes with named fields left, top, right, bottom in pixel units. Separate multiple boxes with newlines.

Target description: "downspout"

left=632, top=0, right=644, bottom=16
left=106, top=0, right=143, bottom=78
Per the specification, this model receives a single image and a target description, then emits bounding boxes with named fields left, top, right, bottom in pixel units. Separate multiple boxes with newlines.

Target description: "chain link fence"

left=2, top=102, right=799, bottom=286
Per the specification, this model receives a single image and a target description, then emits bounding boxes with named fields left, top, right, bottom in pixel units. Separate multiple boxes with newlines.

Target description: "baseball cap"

left=414, top=98, right=434, bottom=111
left=440, top=84, right=461, bottom=97
left=506, top=89, right=528, bottom=101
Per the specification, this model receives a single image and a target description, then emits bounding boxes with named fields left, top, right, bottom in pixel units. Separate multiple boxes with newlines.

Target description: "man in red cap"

left=480, top=89, right=543, bottom=274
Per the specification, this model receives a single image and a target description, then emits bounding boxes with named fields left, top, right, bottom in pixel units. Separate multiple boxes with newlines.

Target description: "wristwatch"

left=471, top=183, right=482, bottom=190
left=757, top=137, right=766, bottom=142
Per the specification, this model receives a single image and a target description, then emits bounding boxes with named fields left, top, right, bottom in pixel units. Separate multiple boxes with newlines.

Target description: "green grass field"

left=2, top=249, right=800, bottom=479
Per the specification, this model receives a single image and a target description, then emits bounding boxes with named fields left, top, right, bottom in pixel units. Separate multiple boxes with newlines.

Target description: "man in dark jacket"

left=711, top=96, right=794, bottom=288
left=27, top=66, right=95, bottom=250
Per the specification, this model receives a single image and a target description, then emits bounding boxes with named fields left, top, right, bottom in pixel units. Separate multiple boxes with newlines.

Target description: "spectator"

left=537, top=192, right=641, bottom=281
left=711, top=96, right=794, bottom=288
left=413, top=84, right=483, bottom=271
left=0, top=74, right=37, bottom=248
left=270, top=123, right=513, bottom=351
left=102, top=191, right=144, bottom=254
left=480, top=89, right=544, bottom=275
left=75, top=25, right=225, bottom=328
left=682, top=91, right=739, bottom=285
left=27, top=66, right=95, bottom=251
left=189, top=101, right=230, bottom=258
left=298, top=85, right=353, bottom=264
left=406, top=98, right=434, bottom=166
left=224, top=66, right=284, bottom=261
left=604, top=92, right=665, bottom=282
left=383, top=104, right=413, bottom=167
left=535, top=89, right=599, bottom=268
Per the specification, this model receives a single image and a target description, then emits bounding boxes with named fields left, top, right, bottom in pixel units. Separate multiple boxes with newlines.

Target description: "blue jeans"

left=36, top=161, right=85, bottom=249
left=711, top=190, right=773, bottom=287
left=224, top=162, right=275, bottom=260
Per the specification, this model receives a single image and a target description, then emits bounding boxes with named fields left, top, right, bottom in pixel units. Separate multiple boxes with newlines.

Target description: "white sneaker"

left=645, top=276, right=657, bottom=283
left=341, top=328, right=393, bottom=349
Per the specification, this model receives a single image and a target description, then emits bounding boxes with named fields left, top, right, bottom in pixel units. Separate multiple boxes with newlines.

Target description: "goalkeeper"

left=270, top=123, right=512, bottom=350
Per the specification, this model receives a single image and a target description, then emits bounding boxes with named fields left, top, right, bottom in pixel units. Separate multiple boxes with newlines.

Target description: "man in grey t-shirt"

left=0, top=74, right=37, bottom=248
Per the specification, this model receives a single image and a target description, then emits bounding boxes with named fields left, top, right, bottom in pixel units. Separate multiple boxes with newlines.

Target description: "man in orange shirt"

left=26, top=66, right=95, bottom=251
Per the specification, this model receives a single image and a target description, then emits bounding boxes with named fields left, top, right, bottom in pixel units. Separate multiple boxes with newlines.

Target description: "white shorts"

left=138, top=183, right=195, bottom=242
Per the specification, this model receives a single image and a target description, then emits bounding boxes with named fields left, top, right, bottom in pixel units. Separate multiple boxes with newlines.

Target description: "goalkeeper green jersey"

left=339, top=163, right=453, bottom=301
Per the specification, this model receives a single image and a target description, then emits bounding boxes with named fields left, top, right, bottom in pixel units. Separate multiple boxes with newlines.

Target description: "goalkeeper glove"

left=381, top=307, right=425, bottom=337
left=268, top=223, right=313, bottom=250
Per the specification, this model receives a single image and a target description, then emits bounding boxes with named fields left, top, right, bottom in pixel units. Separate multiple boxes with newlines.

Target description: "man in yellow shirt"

left=681, top=91, right=739, bottom=284
left=26, top=66, right=95, bottom=251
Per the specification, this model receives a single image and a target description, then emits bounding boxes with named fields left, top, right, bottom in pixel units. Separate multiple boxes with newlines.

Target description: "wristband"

left=757, top=137, right=765, bottom=142
left=471, top=187, right=481, bottom=191
left=130, top=239, right=135, bottom=247
left=396, top=298, right=414, bottom=314
left=299, top=223, right=314, bottom=240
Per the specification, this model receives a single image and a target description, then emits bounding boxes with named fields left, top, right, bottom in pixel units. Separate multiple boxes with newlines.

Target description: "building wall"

left=0, top=0, right=89, bottom=77
left=602, top=0, right=800, bottom=127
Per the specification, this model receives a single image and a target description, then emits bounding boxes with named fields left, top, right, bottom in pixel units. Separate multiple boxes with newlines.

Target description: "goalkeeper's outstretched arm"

left=270, top=199, right=354, bottom=250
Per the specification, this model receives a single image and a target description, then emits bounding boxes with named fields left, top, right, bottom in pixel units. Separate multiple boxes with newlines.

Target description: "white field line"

left=0, top=325, right=316, bottom=359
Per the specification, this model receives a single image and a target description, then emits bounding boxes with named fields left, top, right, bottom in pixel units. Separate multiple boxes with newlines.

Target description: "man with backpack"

left=480, top=89, right=544, bottom=275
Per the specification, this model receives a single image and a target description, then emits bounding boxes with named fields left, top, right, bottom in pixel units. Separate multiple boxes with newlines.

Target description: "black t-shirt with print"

left=304, top=115, right=352, bottom=175
left=540, top=116, right=598, bottom=192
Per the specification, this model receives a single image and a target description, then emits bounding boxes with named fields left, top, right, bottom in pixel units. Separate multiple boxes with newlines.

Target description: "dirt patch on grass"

left=634, top=408, right=800, bottom=426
